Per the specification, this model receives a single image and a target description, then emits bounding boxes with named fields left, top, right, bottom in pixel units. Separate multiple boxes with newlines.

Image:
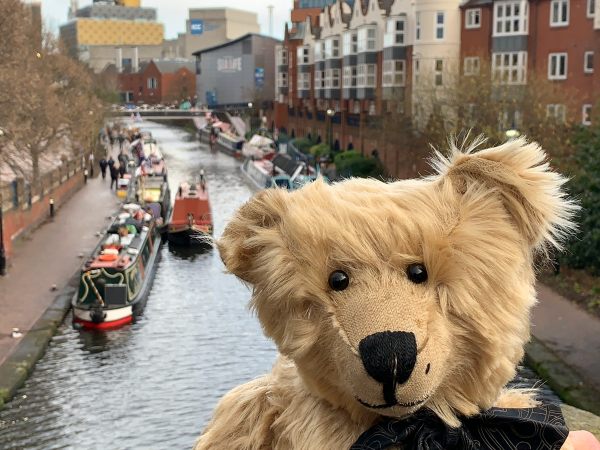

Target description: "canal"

left=0, top=122, right=559, bottom=449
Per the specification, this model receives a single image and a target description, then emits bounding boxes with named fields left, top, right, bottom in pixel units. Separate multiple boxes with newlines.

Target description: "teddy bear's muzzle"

left=358, top=331, right=417, bottom=406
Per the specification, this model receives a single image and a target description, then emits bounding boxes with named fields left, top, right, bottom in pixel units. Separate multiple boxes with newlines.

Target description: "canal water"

left=0, top=122, right=559, bottom=449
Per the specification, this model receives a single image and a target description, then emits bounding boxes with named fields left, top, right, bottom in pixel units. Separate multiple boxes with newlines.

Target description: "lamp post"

left=326, top=108, right=335, bottom=150
left=247, top=102, right=254, bottom=133
left=0, top=127, right=8, bottom=275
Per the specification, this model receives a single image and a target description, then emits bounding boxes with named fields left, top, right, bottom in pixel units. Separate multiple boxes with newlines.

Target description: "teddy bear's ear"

left=434, top=137, right=578, bottom=252
left=217, top=188, right=289, bottom=284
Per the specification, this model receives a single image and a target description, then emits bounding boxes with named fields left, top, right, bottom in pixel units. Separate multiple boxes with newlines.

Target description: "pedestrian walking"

left=89, top=153, right=95, bottom=178
left=99, top=157, right=108, bottom=180
left=110, top=164, right=119, bottom=190
left=118, top=162, right=127, bottom=178
left=108, top=156, right=115, bottom=169
left=118, top=133, right=125, bottom=151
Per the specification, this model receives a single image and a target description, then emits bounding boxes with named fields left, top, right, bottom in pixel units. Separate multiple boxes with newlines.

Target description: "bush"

left=309, top=143, right=331, bottom=158
left=334, top=150, right=384, bottom=179
left=294, top=137, right=316, bottom=154
left=562, top=126, right=600, bottom=274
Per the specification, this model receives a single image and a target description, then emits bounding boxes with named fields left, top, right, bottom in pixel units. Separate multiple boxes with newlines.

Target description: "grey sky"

left=41, top=0, right=291, bottom=40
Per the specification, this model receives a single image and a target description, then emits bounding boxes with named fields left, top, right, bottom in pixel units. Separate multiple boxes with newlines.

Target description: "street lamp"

left=0, top=127, right=7, bottom=275
left=505, top=129, right=520, bottom=138
left=248, top=102, right=253, bottom=109
left=326, top=109, right=335, bottom=150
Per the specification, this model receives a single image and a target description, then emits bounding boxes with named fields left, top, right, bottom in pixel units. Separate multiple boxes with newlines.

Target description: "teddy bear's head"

left=218, top=139, right=576, bottom=426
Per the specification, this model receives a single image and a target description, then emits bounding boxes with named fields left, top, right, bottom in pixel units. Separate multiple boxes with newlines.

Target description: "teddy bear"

left=195, top=138, right=599, bottom=450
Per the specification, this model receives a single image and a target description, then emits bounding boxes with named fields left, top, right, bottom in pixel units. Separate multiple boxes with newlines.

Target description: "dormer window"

left=343, top=30, right=358, bottom=55
left=357, top=26, right=377, bottom=53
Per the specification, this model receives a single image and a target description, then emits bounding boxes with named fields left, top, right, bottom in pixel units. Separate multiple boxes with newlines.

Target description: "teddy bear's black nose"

left=359, top=331, right=417, bottom=404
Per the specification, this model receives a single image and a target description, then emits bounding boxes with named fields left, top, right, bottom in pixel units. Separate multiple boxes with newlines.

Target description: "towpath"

left=0, top=149, right=120, bottom=368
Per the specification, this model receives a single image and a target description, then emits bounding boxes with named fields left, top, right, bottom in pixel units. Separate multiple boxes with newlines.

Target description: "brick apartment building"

left=460, top=0, right=599, bottom=126
left=114, top=59, right=196, bottom=104
left=271, top=0, right=599, bottom=178
left=270, top=0, right=462, bottom=178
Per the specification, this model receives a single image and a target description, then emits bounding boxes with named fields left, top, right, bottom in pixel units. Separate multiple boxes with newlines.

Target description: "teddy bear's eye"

left=328, top=270, right=349, bottom=291
left=407, top=264, right=428, bottom=284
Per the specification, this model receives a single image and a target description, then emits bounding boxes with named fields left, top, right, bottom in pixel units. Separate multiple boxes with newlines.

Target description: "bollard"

left=49, top=198, right=55, bottom=218
left=84, top=169, right=88, bottom=184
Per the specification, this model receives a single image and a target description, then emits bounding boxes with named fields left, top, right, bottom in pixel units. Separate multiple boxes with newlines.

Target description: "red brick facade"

left=117, top=60, right=196, bottom=104
left=460, top=0, right=599, bottom=124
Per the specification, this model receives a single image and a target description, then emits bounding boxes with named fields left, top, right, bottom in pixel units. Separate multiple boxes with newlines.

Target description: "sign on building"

left=190, top=19, right=204, bottom=35
left=206, top=90, right=217, bottom=107
left=254, top=67, right=265, bottom=87
left=217, top=56, right=242, bottom=73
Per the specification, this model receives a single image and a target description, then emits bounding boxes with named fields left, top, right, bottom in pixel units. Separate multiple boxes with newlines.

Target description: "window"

left=384, top=18, right=406, bottom=47
left=314, top=41, right=324, bottom=61
left=548, top=53, right=567, bottom=80
left=276, top=47, right=288, bottom=66
left=325, top=68, right=341, bottom=88
left=587, top=0, right=595, bottom=17
left=435, top=12, right=445, bottom=39
left=297, top=72, right=311, bottom=91
left=582, top=104, right=592, bottom=125
left=357, top=64, right=377, bottom=87
left=466, top=8, right=481, bottom=28
left=434, top=59, right=443, bottom=86
left=357, top=26, right=377, bottom=52
left=464, top=56, right=480, bottom=75
left=325, top=37, right=340, bottom=59
left=499, top=110, right=522, bottom=131
left=368, top=101, right=376, bottom=116
left=315, top=70, right=324, bottom=89
left=383, top=60, right=406, bottom=86
left=297, top=46, right=311, bottom=64
left=546, top=104, right=566, bottom=122
left=414, top=59, right=420, bottom=84
left=343, top=66, right=357, bottom=87
left=416, top=12, right=421, bottom=40
left=147, top=77, right=158, bottom=89
left=277, top=72, right=288, bottom=88
left=494, top=1, right=528, bottom=36
left=492, top=51, right=528, bottom=84
left=550, top=0, right=569, bottom=26
left=584, top=51, right=594, bottom=73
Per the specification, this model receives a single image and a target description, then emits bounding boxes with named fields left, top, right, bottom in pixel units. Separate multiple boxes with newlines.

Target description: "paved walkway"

left=0, top=157, right=120, bottom=367
left=532, top=283, right=600, bottom=392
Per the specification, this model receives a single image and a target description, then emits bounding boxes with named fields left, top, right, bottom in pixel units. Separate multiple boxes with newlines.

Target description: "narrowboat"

left=72, top=203, right=164, bottom=329
left=167, top=172, right=213, bottom=247
left=241, top=153, right=321, bottom=191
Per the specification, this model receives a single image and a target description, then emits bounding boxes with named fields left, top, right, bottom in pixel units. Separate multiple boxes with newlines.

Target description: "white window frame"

left=466, top=8, right=482, bottom=28
left=297, top=46, right=311, bottom=65
left=147, top=77, right=158, bottom=89
left=416, top=12, right=421, bottom=41
left=548, top=53, right=568, bottom=80
left=277, top=72, right=288, bottom=88
left=434, top=59, right=443, bottom=86
left=331, top=68, right=340, bottom=88
left=435, top=12, right=445, bottom=40
left=343, top=66, right=357, bottom=88
left=550, top=0, right=569, bottom=26
left=382, top=60, right=406, bottom=86
left=546, top=104, right=566, bottom=122
left=324, top=37, right=340, bottom=59
left=492, top=51, right=528, bottom=84
left=464, top=56, right=480, bottom=76
left=314, top=41, right=324, bottom=62
left=357, top=26, right=377, bottom=53
left=582, top=104, right=592, bottom=125
left=384, top=17, right=406, bottom=47
left=493, top=1, right=529, bottom=36
left=584, top=51, right=594, bottom=73
left=587, top=0, right=595, bottom=17
left=315, top=70, right=324, bottom=89
left=357, top=64, right=377, bottom=88
left=297, top=72, right=311, bottom=92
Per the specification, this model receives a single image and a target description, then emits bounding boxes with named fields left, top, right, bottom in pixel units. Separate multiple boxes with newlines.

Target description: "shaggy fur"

left=195, top=139, right=580, bottom=449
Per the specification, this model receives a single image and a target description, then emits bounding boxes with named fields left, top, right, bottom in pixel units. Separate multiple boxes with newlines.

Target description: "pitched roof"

left=151, top=60, right=195, bottom=74
left=191, top=33, right=281, bottom=56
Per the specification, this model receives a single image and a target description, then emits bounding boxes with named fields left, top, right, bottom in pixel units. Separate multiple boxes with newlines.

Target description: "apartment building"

left=271, top=0, right=462, bottom=177
left=460, top=0, right=599, bottom=125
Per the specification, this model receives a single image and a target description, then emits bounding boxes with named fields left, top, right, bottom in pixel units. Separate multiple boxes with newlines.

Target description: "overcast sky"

left=41, top=0, right=290, bottom=40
